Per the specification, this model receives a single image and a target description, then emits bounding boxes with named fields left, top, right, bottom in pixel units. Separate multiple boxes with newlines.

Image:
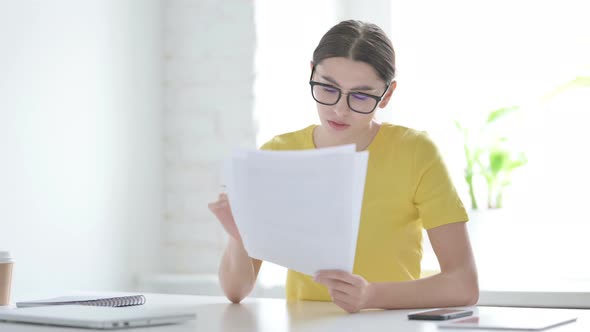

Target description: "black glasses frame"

left=308, top=66, right=389, bottom=114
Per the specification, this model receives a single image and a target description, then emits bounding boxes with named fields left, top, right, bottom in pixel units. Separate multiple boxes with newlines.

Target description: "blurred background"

left=1, top=0, right=589, bottom=303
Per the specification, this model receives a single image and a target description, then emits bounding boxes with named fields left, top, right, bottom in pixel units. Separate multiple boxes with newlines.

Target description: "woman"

left=208, top=20, right=478, bottom=313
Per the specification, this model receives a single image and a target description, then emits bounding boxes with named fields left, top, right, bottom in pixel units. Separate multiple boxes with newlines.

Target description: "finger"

left=332, top=294, right=361, bottom=314
left=214, top=194, right=228, bottom=204
left=319, top=280, right=356, bottom=295
left=315, top=270, right=357, bottom=285
left=209, top=198, right=230, bottom=211
left=331, top=288, right=352, bottom=301
left=208, top=201, right=224, bottom=212
left=327, top=287, right=359, bottom=312
left=316, top=269, right=349, bottom=277
left=332, top=298, right=359, bottom=314
left=327, top=287, right=350, bottom=297
left=315, top=274, right=357, bottom=287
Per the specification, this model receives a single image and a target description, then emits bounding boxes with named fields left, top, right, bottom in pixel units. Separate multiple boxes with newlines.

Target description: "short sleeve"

left=413, top=132, right=468, bottom=229
left=259, top=139, right=276, bottom=151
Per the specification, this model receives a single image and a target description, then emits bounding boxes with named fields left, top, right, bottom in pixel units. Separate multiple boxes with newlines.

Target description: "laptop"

left=0, top=304, right=197, bottom=329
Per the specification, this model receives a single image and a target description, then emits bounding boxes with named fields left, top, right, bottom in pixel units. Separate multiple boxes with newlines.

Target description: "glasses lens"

left=348, top=93, right=378, bottom=114
left=312, top=84, right=340, bottom=105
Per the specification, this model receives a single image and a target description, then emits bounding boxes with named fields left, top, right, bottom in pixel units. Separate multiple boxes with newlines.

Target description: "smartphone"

left=408, top=308, right=473, bottom=321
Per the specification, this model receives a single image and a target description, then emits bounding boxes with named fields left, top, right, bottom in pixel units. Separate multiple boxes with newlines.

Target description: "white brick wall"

left=162, top=0, right=256, bottom=275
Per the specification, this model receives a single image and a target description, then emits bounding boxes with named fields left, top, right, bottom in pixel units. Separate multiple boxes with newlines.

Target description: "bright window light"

left=254, top=0, right=590, bottom=293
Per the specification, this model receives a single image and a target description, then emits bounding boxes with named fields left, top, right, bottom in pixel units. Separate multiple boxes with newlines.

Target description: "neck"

left=314, top=121, right=381, bottom=151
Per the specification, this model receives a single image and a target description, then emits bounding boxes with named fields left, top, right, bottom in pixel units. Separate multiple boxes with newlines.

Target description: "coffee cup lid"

left=0, top=251, right=13, bottom=262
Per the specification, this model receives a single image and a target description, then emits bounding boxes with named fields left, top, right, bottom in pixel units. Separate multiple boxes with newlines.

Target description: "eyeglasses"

left=309, top=66, right=389, bottom=114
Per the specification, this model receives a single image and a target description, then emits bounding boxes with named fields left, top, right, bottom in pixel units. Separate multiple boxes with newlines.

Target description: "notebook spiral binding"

left=77, top=295, right=146, bottom=307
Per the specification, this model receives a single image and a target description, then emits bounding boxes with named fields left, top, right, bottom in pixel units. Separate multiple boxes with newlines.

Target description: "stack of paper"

left=225, top=145, right=368, bottom=276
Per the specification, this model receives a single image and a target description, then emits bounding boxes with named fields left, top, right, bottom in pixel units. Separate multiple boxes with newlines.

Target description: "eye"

left=351, top=93, right=369, bottom=101
left=322, top=86, right=339, bottom=94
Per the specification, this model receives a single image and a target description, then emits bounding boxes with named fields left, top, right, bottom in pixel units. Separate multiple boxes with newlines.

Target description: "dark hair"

left=312, top=20, right=396, bottom=83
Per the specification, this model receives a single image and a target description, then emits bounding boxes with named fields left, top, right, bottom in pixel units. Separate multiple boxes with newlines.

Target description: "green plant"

left=455, top=106, right=527, bottom=209
left=455, top=75, right=589, bottom=209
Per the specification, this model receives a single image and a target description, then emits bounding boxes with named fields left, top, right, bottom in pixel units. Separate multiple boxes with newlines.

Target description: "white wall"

left=160, top=0, right=256, bottom=276
left=336, top=0, right=391, bottom=38
left=0, top=0, right=162, bottom=300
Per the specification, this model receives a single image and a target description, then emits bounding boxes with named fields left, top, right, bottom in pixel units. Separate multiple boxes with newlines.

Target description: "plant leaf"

left=486, top=106, right=520, bottom=124
left=543, top=76, right=590, bottom=101
left=489, top=149, right=509, bottom=176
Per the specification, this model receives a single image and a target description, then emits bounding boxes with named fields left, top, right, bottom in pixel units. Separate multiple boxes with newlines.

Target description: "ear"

left=310, top=61, right=314, bottom=70
left=378, top=80, right=397, bottom=108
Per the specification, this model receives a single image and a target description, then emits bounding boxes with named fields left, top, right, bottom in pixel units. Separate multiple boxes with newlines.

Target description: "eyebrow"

left=320, top=74, right=376, bottom=92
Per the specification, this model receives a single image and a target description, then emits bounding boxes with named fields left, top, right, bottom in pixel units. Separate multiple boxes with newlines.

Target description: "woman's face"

left=311, top=57, right=394, bottom=141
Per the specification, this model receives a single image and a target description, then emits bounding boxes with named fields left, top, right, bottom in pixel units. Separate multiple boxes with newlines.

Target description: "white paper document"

left=224, top=144, right=368, bottom=276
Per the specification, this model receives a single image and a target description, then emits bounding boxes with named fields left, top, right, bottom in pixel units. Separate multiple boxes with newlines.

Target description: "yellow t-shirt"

left=260, top=123, right=468, bottom=301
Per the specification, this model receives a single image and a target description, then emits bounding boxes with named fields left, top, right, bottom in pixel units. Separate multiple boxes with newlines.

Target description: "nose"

left=333, top=95, right=349, bottom=117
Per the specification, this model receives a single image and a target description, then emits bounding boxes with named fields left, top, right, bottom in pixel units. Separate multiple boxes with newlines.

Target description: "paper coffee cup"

left=0, top=251, right=14, bottom=305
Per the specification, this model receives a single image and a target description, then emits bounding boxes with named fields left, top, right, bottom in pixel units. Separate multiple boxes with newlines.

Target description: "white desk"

left=1, top=293, right=589, bottom=331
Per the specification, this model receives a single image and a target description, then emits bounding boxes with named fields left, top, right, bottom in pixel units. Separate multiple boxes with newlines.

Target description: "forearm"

left=218, top=238, right=259, bottom=303
left=366, top=268, right=479, bottom=310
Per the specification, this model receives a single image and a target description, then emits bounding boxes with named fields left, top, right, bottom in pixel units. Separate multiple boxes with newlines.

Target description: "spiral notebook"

left=16, top=294, right=146, bottom=308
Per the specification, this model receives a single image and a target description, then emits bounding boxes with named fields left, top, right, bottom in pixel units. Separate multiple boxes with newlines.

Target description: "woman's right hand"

left=208, top=193, right=243, bottom=244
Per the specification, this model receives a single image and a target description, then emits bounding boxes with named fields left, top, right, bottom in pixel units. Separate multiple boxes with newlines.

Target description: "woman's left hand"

left=313, top=270, right=373, bottom=313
